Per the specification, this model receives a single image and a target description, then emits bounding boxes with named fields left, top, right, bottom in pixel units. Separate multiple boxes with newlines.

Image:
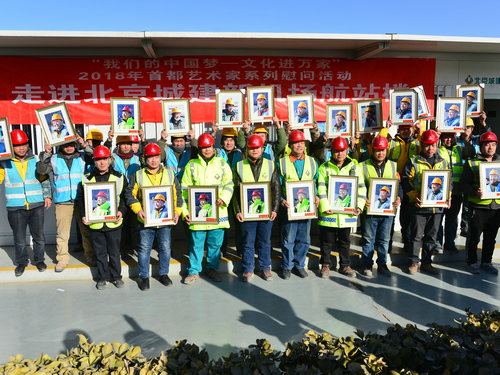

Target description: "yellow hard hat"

left=490, top=170, right=499, bottom=175
left=400, top=97, right=411, bottom=104
left=256, top=94, right=267, bottom=100
left=116, top=135, right=132, bottom=144
left=253, top=125, right=268, bottom=134
left=51, top=113, right=63, bottom=121
left=431, top=177, right=442, bottom=185
left=365, top=106, right=375, bottom=113
left=153, top=193, right=166, bottom=201
left=336, top=111, right=346, bottom=118
left=380, top=186, right=391, bottom=193
left=466, top=118, right=474, bottom=127
left=466, top=91, right=476, bottom=98
left=225, top=98, right=234, bottom=105
left=221, top=127, right=238, bottom=137
left=297, top=102, right=307, bottom=109
left=171, top=107, right=180, bottom=113
left=449, top=105, right=460, bottom=112
left=86, top=129, right=103, bottom=141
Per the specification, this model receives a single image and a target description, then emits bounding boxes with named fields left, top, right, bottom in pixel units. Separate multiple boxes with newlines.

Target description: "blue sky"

left=3, top=0, right=500, bottom=37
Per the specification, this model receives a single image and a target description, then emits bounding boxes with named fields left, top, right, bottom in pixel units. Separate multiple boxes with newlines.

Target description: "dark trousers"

left=460, top=199, right=469, bottom=234
left=221, top=208, right=242, bottom=255
left=438, top=194, right=463, bottom=248
left=319, top=226, right=351, bottom=268
left=466, top=208, right=500, bottom=265
left=90, top=227, right=122, bottom=282
left=7, top=206, right=45, bottom=266
left=407, top=211, right=442, bottom=265
left=120, top=209, right=138, bottom=253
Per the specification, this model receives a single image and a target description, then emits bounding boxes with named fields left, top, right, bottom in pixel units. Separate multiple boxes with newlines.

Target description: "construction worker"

left=461, top=131, right=500, bottom=275
left=402, top=129, right=451, bottom=275
left=78, top=145, right=128, bottom=290
left=222, top=98, right=238, bottom=121
left=215, top=127, right=243, bottom=168
left=237, top=118, right=287, bottom=161
left=118, top=106, right=135, bottom=129
left=278, top=130, right=318, bottom=279
left=234, top=135, right=281, bottom=282
left=85, top=129, right=104, bottom=148
left=317, top=136, right=366, bottom=278
left=396, top=97, right=412, bottom=120
left=125, top=143, right=182, bottom=290
left=37, top=139, right=94, bottom=271
left=360, top=135, right=401, bottom=277
left=0, top=130, right=52, bottom=277
left=181, top=133, right=234, bottom=285
left=50, top=113, right=70, bottom=140
left=295, top=102, right=309, bottom=123
left=465, top=91, right=478, bottom=114
left=158, top=129, right=195, bottom=181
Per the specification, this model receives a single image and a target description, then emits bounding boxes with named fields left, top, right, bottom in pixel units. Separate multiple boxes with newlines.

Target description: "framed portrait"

left=366, top=178, right=398, bottom=216
left=355, top=99, right=383, bottom=134
left=110, top=98, right=141, bottom=135
left=479, top=162, right=500, bottom=200
left=390, top=89, right=418, bottom=125
left=287, top=94, right=314, bottom=129
left=420, top=170, right=451, bottom=208
left=435, top=97, right=467, bottom=133
left=35, top=102, right=77, bottom=147
left=0, top=118, right=13, bottom=160
left=247, top=86, right=275, bottom=123
left=327, top=176, right=358, bottom=214
left=84, top=182, right=118, bottom=224
left=142, top=186, right=175, bottom=227
left=188, top=186, right=219, bottom=224
left=241, top=182, right=271, bottom=221
left=216, top=89, right=245, bottom=127
left=325, top=104, right=352, bottom=138
left=285, top=180, right=317, bottom=220
left=161, top=99, right=191, bottom=136
left=412, top=85, right=431, bottom=119
left=456, top=84, right=484, bottom=117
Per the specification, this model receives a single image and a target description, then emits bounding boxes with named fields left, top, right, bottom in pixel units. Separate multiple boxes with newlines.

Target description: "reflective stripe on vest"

left=113, top=154, right=141, bottom=180
left=236, top=158, right=274, bottom=183
left=2, top=158, right=44, bottom=207
left=51, top=154, right=85, bottom=203
left=438, top=146, right=463, bottom=183
left=361, top=159, right=397, bottom=186
left=467, top=159, right=500, bottom=205
left=165, top=145, right=191, bottom=180
left=83, top=174, right=124, bottom=230
left=217, top=148, right=243, bottom=168
left=279, top=155, right=317, bottom=182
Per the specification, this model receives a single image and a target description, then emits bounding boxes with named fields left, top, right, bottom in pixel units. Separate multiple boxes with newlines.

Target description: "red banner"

left=0, top=56, right=435, bottom=125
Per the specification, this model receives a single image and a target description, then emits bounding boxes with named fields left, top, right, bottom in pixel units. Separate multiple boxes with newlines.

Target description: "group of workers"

left=0, top=111, right=498, bottom=290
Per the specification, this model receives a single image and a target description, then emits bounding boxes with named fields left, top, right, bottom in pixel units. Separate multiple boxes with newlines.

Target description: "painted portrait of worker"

left=436, top=97, right=466, bottom=133
left=420, top=170, right=451, bottom=208
left=390, top=89, right=417, bottom=124
left=356, top=99, right=382, bottom=134
left=84, top=182, right=117, bottom=223
left=247, top=86, right=275, bottom=123
left=479, top=162, right=500, bottom=199
left=142, top=186, right=175, bottom=227
left=328, top=176, right=358, bottom=214
left=188, top=186, right=219, bottom=224
left=326, top=104, right=352, bottom=138
left=367, top=179, right=398, bottom=216
left=35, top=102, right=77, bottom=147
left=111, top=98, right=141, bottom=135
left=285, top=181, right=317, bottom=220
left=0, top=118, right=13, bottom=160
left=457, top=84, right=483, bottom=117
left=241, top=182, right=271, bottom=221
left=162, top=99, right=191, bottom=136
left=288, top=94, right=314, bottom=129
left=216, top=90, right=245, bottom=127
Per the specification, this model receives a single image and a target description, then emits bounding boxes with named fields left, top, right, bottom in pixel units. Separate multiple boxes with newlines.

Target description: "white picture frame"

left=285, top=180, right=317, bottom=220
left=325, top=104, right=352, bottom=138
left=412, top=85, right=431, bottom=119
left=366, top=178, right=398, bottom=216
left=241, top=182, right=271, bottom=221
left=390, top=89, right=418, bottom=125
left=327, top=175, right=358, bottom=214
left=110, top=97, right=141, bottom=136
left=247, top=86, right=275, bottom=123
left=420, top=170, right=451, bottom=208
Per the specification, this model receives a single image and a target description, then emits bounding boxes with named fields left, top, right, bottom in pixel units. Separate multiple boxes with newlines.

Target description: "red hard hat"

left=288, top=130, right=306, bottom=143
left=297, top=189, right=307, bottom=195
left=198, top=133, right=215, bottom=147
left=144, top=143, right=161, bottom=157
left=122, top=106, right=132, bottom=113
left=331, top=136, right=348, bottom=151
left=96, top=191, right=108, bottom=199
left=247, top=134, right=264, bottom=148
left=198, top=194, right=209, bottom=200
left=93, top=145, right=111, bottom=159
left=372, top=135, right=389, bottom=150
left=130, top=135, right=140, bottom=143
left=480, top=131, right=498, bottom=143
left=339, top=184, right=349, bottom=190
left=251, top=190, right=261, bottom=197
left=421, top=129, right=439, bottom=144
left=11, top=129, right=29, bottom=145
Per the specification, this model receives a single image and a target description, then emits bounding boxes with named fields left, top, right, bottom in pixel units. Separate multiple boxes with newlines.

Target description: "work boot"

left=242, top=272, right=254, bottom=282
left=206, top=269, right=222, bottom=282
left=36, top=262, right=47, bottom=272
left=55, top=262, right=66, bottom=273
left=480, top=263, right=498, bottom=275
left=15, top=264, right=25, bottom=277
left=112, top=279, right=124, bottom=288
left=408, top=264, right=418, bottom=275
left=262, top=270, right=273, bottom=281
left=466, top=263, right=480, bottom=274
left=96, top=281, right=107, bottom=290
left=281, top=269, right=291, bottom=280
left=339, top=266, right=356, bottom=278
left=139, top=278, right=150, bottom=290
left=183, top=274, right=198, bottom=285
left=294, top=268, right=308, bottom=278
left=320, top=264, right=330, bottom=279
left=159, top=275, right=173, bottom=286
left=377, top=265, right=392, bottom=277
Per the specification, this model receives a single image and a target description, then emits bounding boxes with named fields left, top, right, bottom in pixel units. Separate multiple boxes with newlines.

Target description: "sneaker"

left=339, top=266, right=356, bottom=278
left=159, top=275, right=173, bottom=286
left=242, top=272, right=254, bottom=282
left=262, top=270, right=273, bottom=281
left=294, top=268, right=308, bottom=278
left=281, top=269, right=291, bottom=280
left=420, top=263, right=439, bottom=275
left=96, top=281, right=107, bottom=290
left=320, top=264, right=330, bottom=279
left=183, top=274, right=198, bottom=285
left=112, top=279, right=124, bottom=288
left=55, top=262, right=67, bottom=273
left=480, top=263, right=498, bottom=275
left=377, top=265, right=392, bottom=277
left=206, top=269, right=222, bottom=282
left=139, top=278, right=150, bottom=290
left=466, top=263, right=481, bottom=274
left=14, top=264, right=25, bottom=277
left=408, top=264, right=418, bottom=275
left=362, top=267, right=373, bottom=278
left=36, top=262, right=47, bottom=272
